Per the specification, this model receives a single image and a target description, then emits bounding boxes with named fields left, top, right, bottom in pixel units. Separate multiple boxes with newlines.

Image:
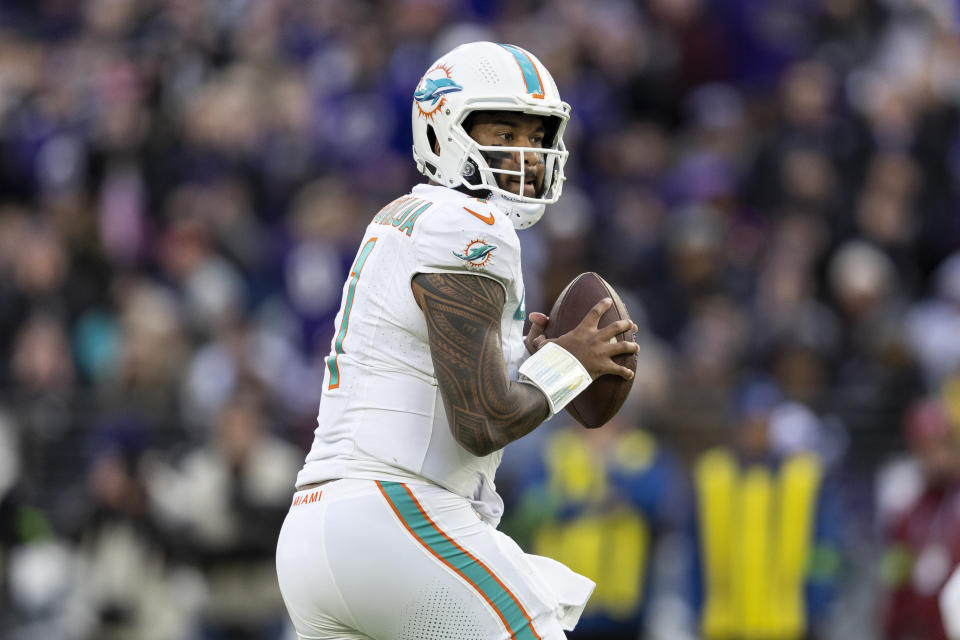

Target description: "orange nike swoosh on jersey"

left=463, top=207, right=495, bottom=225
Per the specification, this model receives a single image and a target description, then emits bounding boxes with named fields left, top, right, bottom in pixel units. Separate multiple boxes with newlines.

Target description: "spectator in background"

left=8, top=313, right=78, bottom=510
left=745, top=59, right=853, bottom=228
left=110, top=281, right=186, bottom=407
left=689, top=378, right=842, bottom=640
left=280, top=177, right=363, bottom=354
left=500, top=386, right=690, bottom=640
left=749, top=214, right=839, bottom=363
left=827, top=240, right=921, bottom=475
left=147, top=388, right=300, bottom=640
left=882, top=397, right=960, bottom=640
left=639, top=202, right=750, bottom=347
left=854, top=152, right=922, bottom=291
left=62, top=422, right=196, bottom=640
left=661, top=294, right=749, bottom=455
left=906, top=252, right=960, bottom=389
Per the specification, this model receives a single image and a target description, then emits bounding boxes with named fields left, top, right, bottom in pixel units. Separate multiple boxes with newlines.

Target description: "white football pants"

left=275, top=479, right=594, bottom=640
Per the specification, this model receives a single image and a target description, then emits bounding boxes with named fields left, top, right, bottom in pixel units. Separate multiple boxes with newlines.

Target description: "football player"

left=276, top=41, right=639, bottom=640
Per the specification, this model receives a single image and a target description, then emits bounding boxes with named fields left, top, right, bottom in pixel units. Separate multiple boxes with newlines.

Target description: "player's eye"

left=498, top=131, right=514, bottom=142
left=530, top=135, right=544, bottom=146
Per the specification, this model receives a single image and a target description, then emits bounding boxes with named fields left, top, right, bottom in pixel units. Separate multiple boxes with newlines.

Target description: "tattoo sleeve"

left=412, top=272, right=549, bottom=456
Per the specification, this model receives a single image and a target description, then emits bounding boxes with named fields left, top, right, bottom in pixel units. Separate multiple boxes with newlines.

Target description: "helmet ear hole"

left=543, top=116, right=562, bottom=148
left=461, top=112, right=477, bottom=136
left=426, top=125, right=439, bottom=155
left=463, top=158, right=483, bottom=186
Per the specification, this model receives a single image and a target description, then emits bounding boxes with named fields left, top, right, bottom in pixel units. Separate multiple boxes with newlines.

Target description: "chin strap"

left=487, top=193, right=546, bottom=229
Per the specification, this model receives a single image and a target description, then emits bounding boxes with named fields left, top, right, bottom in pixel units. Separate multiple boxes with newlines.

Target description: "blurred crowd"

left=1, top=0, right=960, bottom=638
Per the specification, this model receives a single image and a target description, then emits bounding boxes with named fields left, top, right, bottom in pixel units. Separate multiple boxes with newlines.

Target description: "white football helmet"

left=411, top=41, right=570, bottom=229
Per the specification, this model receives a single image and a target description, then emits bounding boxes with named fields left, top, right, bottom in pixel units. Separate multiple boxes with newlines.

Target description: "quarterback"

left=276, top=42, right=638, bottom=640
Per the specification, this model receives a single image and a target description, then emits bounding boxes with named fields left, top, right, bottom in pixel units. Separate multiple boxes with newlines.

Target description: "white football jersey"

left=296, top=184, right=527, bottom=523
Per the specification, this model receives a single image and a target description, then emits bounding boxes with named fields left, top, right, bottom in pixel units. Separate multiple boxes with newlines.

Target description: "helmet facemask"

left=452, top=111, right=567, bottom=201
left=443, top=111, right=568, bottom=228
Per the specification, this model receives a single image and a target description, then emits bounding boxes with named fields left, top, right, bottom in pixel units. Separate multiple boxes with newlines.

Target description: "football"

left=543, top=272, right=637, bottom=428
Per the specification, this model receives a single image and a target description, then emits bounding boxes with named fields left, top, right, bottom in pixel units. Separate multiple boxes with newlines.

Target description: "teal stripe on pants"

left=377, top=481, right=539, bottom=640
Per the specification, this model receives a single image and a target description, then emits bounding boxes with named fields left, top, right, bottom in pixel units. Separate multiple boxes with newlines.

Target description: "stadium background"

left=1, top=0, right=960, bottom=638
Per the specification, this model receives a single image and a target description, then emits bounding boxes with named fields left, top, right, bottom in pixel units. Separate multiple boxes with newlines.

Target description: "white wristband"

left=519, top=342, right=592, bottom=416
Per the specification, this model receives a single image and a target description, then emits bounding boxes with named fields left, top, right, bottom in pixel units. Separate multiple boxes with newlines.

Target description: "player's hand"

left=532, top=298, right=638, bottom=380
left=524, top=311, right=549, bottom=355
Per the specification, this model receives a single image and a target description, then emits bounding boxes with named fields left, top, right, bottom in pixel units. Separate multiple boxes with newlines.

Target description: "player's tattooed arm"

left=412, top=272, right=550, bottom=457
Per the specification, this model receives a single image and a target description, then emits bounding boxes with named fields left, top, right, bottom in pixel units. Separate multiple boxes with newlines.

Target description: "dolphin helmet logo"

left=415, top=63, right=462, bottom=120
left=415, top=77, right=462, bottom=106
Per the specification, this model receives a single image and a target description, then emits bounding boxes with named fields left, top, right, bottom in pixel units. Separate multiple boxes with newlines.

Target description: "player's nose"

left=522, top=147, right=544, bottom=168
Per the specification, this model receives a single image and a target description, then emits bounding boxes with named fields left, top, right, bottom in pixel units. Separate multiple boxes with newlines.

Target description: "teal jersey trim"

left=513, top=288, right=526, bottom=321
left=326, top=237, right=377, bottom=389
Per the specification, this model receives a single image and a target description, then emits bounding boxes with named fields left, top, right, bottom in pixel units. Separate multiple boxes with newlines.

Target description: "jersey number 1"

left=326, top=237, right=377, bottom=390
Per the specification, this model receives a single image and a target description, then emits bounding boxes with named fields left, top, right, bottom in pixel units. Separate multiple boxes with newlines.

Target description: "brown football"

left=543, top=272, right=637, bottom=428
